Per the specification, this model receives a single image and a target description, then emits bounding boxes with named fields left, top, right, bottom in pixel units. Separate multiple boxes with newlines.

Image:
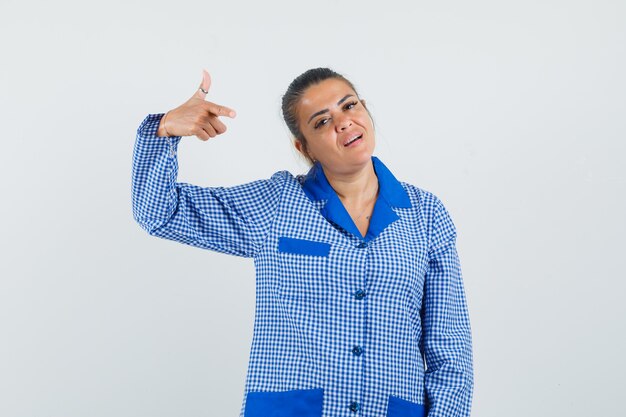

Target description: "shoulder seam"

left=428, top=196, right=457, bottom=258
left=253, top=170, right=291, bottom=258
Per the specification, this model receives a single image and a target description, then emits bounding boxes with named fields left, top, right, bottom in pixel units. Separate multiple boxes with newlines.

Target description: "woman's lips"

left=344, top=134, right=363, bottom=147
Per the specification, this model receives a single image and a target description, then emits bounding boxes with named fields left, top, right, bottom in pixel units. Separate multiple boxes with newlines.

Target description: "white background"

left=1, top=1, right=624, bottom=416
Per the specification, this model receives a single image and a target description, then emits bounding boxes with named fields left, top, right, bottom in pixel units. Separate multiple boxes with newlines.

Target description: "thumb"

left=193, top=69, right=212, bottom=100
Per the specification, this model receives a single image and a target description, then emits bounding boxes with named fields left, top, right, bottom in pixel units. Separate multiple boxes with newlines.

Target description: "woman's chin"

left=347, top=148, right=374, bottom=165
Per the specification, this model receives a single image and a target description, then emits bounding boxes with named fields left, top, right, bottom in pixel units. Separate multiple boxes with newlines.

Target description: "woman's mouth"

left=344, top=134, right=363, bottom=147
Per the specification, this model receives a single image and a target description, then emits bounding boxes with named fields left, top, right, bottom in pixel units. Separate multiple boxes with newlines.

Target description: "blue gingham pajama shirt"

left=132, top=113, right=474, bottom=417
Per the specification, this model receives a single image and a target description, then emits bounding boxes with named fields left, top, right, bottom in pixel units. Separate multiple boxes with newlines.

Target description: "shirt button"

left=352, top=346, right=363, bottom=356
left=349, top=401, right=361, bottom=412
left=357, top=242, right=367, bottom=248
left=354, top=289, right=366, bottom=300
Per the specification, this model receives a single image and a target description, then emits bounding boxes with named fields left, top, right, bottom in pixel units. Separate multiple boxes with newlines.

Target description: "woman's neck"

left=323, top=161, right=378, bottom=205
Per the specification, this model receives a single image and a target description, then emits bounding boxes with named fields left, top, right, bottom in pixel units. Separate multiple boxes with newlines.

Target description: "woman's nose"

left=335, top=116, right=352, bottom=132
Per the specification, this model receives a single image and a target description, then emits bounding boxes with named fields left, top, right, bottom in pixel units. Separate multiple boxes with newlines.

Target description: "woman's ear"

left=294, top=140, right=303, bottom=154
left=294, top=140, right=313, bottom=159
left=294, top=139, right=316, bottom=163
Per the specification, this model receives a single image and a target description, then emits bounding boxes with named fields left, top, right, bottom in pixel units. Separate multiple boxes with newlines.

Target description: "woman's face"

left=295, top=78, right=375, bottom=175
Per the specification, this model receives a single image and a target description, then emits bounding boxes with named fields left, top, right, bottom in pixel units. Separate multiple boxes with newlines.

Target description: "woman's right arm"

left=131, top=71, right=287, bottom=258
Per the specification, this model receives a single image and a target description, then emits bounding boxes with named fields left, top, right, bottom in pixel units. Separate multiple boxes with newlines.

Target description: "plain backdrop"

left=1, top=1, right=624, bottom=416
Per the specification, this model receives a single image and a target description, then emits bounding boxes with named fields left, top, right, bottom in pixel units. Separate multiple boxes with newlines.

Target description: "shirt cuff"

left=137, top=113, right=182, bottom=156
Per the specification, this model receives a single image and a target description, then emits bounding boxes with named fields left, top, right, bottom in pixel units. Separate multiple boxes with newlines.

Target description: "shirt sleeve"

left=131, top=113, right=286, bottom=258
left=420, top=196, right=474, bottom=417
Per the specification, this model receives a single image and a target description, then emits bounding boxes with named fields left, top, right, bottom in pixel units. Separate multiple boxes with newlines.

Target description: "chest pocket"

left=277, top=237, right=330, bottom=301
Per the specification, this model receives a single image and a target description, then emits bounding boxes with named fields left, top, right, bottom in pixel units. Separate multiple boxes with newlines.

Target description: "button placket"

left=348, top=240, right=367, bottom=415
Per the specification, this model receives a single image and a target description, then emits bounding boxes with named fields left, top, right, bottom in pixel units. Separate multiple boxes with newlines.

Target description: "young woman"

left=132, top=68, right=473, bottom=417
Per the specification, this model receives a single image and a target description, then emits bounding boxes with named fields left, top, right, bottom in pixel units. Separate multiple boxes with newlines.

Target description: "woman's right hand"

left=157, top=69, right=237, bottom=141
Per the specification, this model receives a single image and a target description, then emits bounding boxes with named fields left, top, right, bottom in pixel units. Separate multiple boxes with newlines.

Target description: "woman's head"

left=282, top=68, right=375, bottom=172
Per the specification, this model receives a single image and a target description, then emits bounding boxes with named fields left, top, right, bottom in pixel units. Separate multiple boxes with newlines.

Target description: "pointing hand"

left=158, top=69, right=237, bottom=141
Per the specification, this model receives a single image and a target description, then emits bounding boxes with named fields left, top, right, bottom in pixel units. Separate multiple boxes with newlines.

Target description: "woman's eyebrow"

left=307, top=94, right=355, bottom=124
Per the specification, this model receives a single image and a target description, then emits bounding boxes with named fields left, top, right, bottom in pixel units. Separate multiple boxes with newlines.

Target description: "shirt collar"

left=301, top=156, right=411, bottom=242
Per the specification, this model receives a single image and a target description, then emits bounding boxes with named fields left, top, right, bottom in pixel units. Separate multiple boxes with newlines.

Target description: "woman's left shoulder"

left=401, top=182, right=458, bottom=252
left=399, top=181, right=448, bottom=214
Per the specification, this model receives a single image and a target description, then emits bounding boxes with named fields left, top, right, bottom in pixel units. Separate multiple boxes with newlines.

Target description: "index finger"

left=202, top=101, right=237, bottom=118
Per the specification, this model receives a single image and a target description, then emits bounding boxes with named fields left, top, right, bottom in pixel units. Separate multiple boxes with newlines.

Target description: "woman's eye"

left=344, top=101, right=358, bottom=110
left=314, top=102, right=358, bottom=129
left=314, top=118, right=329, bottom=129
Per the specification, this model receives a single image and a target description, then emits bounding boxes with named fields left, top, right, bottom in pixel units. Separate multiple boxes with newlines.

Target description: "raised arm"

left=131, top=71, right=286, bottom=258
left=420, top=196, right=474, bottom=417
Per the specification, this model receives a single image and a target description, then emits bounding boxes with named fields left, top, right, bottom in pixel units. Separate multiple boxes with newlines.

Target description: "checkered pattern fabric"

left=132, top=113, right=473, bottom=417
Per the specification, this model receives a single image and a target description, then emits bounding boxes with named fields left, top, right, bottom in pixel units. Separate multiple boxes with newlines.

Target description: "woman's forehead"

left=299, top=79, right=356, bottom=116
